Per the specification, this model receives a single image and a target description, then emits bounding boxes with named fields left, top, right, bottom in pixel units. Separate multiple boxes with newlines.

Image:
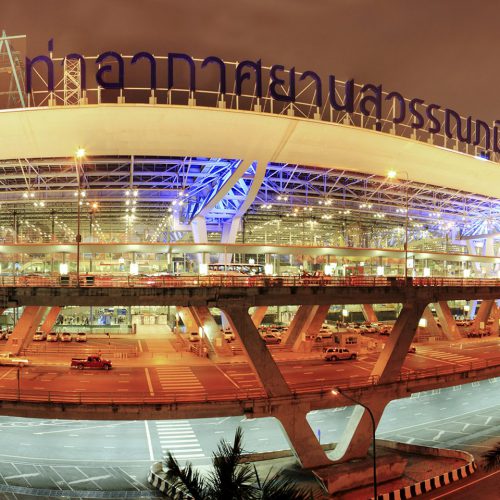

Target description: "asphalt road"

left=0, top=377, right=497, bottom=495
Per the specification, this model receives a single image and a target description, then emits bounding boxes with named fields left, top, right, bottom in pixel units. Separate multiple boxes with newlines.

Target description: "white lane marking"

left=432, top=430, right=445, bottom=441
left=214, top=365, right=240, bottom=389
left=485, top=416, right=492, bottom=425
left=144, top=368, right=154, bottom=396
left=68, top=475, right=111, bottom=485
left=34, top=421, right=133, bottom=435
left=406, top=438, right=415, bottom=444
left=378, top=403, right=500, bottom=436
left=4, top=472, right=40, bottom=480
left=144, top=421, right=154, bottom=461
left=138, top=340, right=143, bottom=352
left=462, top=423, right=470, bottom=431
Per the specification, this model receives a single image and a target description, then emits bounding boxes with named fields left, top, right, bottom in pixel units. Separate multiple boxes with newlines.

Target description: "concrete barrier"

left=372, top=441, right=477, bottom=500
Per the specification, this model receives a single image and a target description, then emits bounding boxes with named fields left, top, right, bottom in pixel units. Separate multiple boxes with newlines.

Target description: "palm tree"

left=482, top=441, right=500, bottom=471
left=162, top=427, right=318, bottom=499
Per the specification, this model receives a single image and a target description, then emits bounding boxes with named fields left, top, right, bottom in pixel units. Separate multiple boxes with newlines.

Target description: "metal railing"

left=0, top=274, right=499, bottom=289
left=2, top=357, right=499, bottom=406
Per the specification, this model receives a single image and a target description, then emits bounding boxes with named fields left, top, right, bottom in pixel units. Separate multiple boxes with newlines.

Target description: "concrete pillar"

left=274, top=403, right=332, bottom=468
left=222, top=306, right=290, bottom=398
left=332, top=301, right=427, bottom=462
left=372, top=301, right=428, bottom=383
left=330, top=393, right=391, bottom=463
left=3, top=306, right=47, bottom=355
left=434, top=302, right=461, bottom=341
left=422, top=306, right=441, bottom=338
left=187, top=306, right=220, bottom=358
left=283, top=305, right=315, bottom=348
left=251, top=306, right=268, bottom=327
left=307, top=305, right=330, bottom=337
left=472, top=300, right=494, bottom=330
left=40, top=306, right=62, bottom=334
left=491, top=303, right=500, bottom=335
left=361, top=304, right=378, bottom=323
left=175, top=307, right=198, bottom=333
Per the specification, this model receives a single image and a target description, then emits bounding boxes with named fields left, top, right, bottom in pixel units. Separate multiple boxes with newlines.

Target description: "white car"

left=46, top=332, right=59, bottom=342
left=75, top=332, right=87, bottom=342
left=33, top=330, right=47, bottom=341
left=61, top=332, right=73, bottom=342
left=0, top=353, right=29, bottom=366
left=188, top=331, right=200, bottom=342
left=223, top=330, right=235, bottom=342
left=324, top=347, right=357, bottom=361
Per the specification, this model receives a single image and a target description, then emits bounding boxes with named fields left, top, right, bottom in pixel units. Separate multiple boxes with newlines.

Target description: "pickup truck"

left=324, top=347, right=357, bottom=361
left=0, top=353, right=29, bottom=366
left=70, top=355, right=112, bottom=370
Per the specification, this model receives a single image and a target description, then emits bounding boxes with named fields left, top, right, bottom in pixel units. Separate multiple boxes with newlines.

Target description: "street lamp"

left=332, top=388, right=377, bottom=500
left=387, top=170, right=410, bottom=280
left=75, top=148, right=85, bottom=286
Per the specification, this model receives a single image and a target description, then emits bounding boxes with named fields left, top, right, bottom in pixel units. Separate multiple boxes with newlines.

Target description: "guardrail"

left=1, top=357, right=499, bottom=406
left=0, top=274, right=499, bottom=289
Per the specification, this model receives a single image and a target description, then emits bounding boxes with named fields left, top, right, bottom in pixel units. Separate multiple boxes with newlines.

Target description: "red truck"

left=70, top=355, right=112, bottom=370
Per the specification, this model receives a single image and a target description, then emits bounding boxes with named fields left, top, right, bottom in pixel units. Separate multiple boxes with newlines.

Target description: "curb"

left=371, top=442, right=478, bottom=500
left=148, top=462, right=193, bottom=499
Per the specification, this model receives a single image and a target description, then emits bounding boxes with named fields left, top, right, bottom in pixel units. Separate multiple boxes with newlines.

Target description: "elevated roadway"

left=1, top=277, right=499, bottom=308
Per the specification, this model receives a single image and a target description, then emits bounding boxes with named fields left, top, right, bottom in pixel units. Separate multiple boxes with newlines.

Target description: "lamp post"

left=332, top=388, right=377, bottom=499
left=75, top=148, right=85, bottom=287
left=387, top=170, right=410, bottom=280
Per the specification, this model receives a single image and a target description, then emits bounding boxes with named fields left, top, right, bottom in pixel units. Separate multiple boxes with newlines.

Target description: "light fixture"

left=264, top=263, right=273, bottom=275
left=129, top=262, right=139, bottom=275
left=418, top=318, right=427, bottom=328
left=59, top=263, right=69, bottom=275
left=75, top=147, right=86, bottom=158
left=387, top=170, right=397, bottom=179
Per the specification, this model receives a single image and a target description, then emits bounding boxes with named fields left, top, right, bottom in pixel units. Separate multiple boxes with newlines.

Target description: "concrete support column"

left=468, top=300, right=478, bottom=320
left=307, top=305, right=330, bottom=334
left=283, top=305, right=315, bottom=348
left=332, top=301, right=427, bottom=462
left=4, top=306, right=47, bottom=355
left=274, top=403, right=331, bottom=468
left=40, top=306, right=62, bottom=334
left=422, top=306, right=441, bottom=338
left=188, top=307, right=221, bottom=357
left=434, top=302, right=461, bottom=340
left=472, top=300, right=494, bottom=330
left=251, top=306, right=268, bottom=327
left=372, top=301, right=428, bottom=383
left=222, top=306, right=290, bottom=398
left=330, top=393, right=391, bottom=463
left=175, top=307, right=197, bottom=333
left=491, top=303, right=500, bottom=335
left=361, top=304, right=378, bottom=323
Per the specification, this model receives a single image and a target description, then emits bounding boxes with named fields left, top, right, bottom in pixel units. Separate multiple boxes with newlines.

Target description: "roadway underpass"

left=0, top=378, right=497, bottom=495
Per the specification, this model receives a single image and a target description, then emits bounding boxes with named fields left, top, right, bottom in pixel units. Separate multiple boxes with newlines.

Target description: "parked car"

left=46, top=332, right=59, bottom=342
left=188, top=331, right=200, bottom=342
left=223, top=330, right=235, bottom=342
left=408, top=345, right=417, bottom=353
left=262, top=333, right=281, bottom=344
left=324, top=347, right=357, bottom=361
left=33, top=330, right=47, bottom=341
left=75, top=332, right=87, bottom=342
left=61, top=332, right=73, bottom=342
left=0, top=330, right=8, bottom=340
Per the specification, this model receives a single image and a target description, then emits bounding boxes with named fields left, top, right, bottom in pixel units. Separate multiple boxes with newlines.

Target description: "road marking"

left=462, top=423, right=470, bottom=431
left=138, top=340, right=143, bottom=352
left=144, top=368, right=154, bottom=396
left=4, top=472, right=40, bottom=480
left=68, top=475, right=111, bottom=485
left=485, top=416, right=492, bottom=425
left=378, top=403, right=500, bottom=436
left=144, top=421, right=154, bottom=461
left=33, top=421, right=133, bottom=435
left=432, top=430, right=445, bottom=441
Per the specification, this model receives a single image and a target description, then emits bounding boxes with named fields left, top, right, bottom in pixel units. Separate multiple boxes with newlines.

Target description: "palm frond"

left=209, top=426, right=257, bottom=499
left=164, top=450, right=208, bottom=499
left=482, top=441, right=500, bottom=471
left=259, top=470, right=313, bottom=500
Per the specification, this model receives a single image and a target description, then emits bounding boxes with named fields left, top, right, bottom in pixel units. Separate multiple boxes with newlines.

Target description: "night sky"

left=2, top=0, right=500, bottom=122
